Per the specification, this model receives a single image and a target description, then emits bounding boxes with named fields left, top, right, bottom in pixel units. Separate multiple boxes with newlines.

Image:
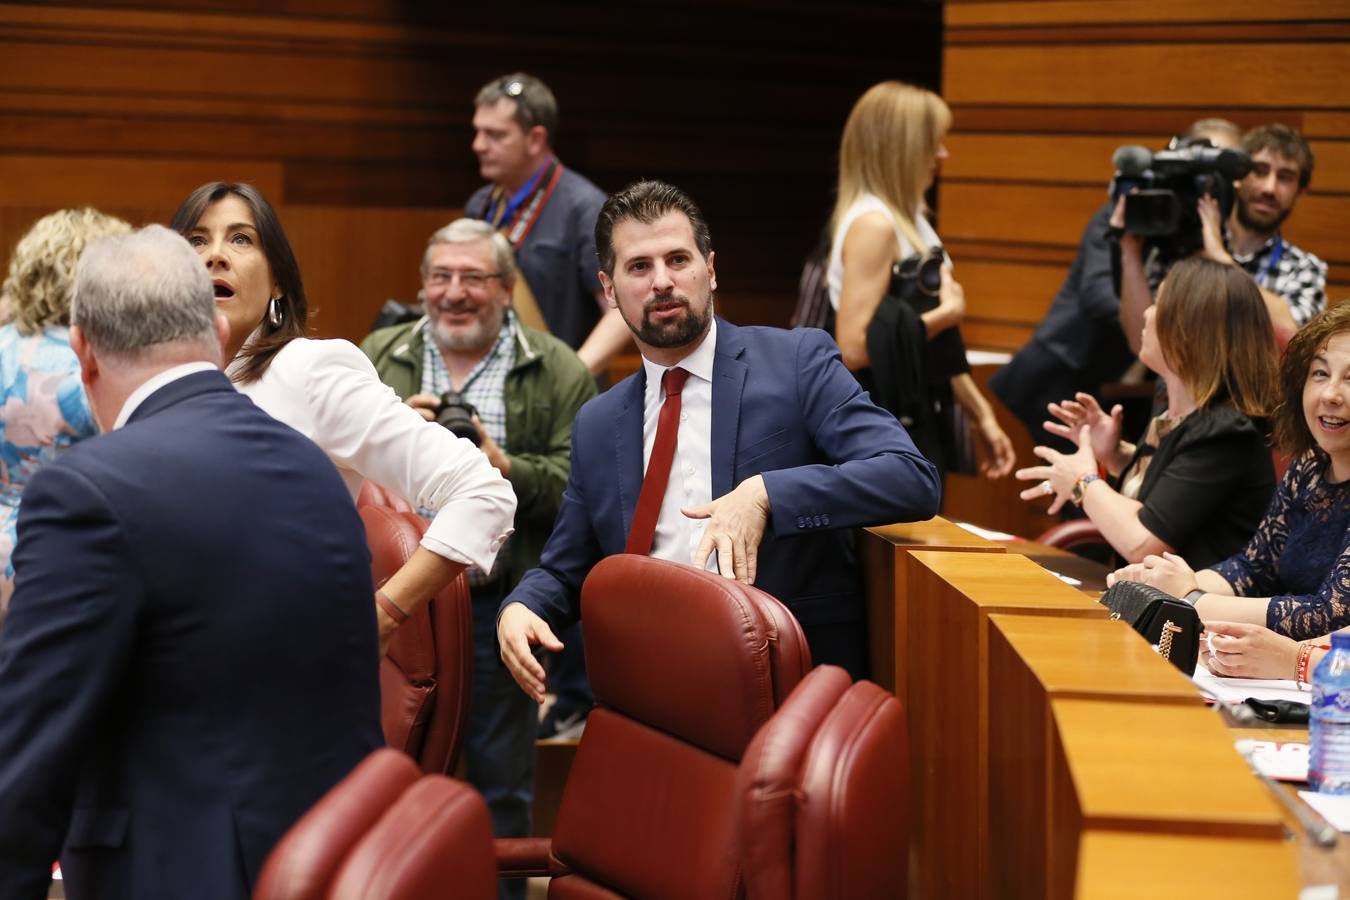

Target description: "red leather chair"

left=253, top=748, right=421, bottom=900
left=497, top=554, right=812, bottom=897
left=328, top=772, right=496, bottom=900
left=357, top=480, right=417, bottom=514
left=737, top=672, right=909, bottom=899
left=1035, top=518, right=1109, bottom=552
left=359, top=503, right=473, bottom=775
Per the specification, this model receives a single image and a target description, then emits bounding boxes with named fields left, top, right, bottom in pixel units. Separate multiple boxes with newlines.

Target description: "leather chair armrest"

left=1035, top=519, right=1107, bottom=551
left=494, top=837, right=568, bottom=879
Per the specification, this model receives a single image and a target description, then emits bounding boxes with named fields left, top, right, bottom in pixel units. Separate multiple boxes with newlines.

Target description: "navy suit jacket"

left=505, top=320, right=940, bottom=643
left=0, top=370, right=382, bottom=900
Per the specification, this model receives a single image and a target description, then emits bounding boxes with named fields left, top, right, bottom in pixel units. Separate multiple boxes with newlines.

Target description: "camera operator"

left=1119, top=123, right=1326, bottom=354
left=992, top=119, right=1241, bottom=449
left=361, top=218, right=596, bottom=898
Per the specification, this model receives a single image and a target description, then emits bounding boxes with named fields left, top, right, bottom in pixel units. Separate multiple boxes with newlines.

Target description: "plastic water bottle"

left=1309, top=631, right=1350, bottom=793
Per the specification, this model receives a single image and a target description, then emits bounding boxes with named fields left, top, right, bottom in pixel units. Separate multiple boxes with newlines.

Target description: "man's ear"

left=70, top=325, right=97, bottom=385
left=214, top=313, right=231, bottom=367
left=706, top=250, right=717, bottom=293
left=598, top=271, right=616, bottom=308
left=526, top=125, right=549, bottom=157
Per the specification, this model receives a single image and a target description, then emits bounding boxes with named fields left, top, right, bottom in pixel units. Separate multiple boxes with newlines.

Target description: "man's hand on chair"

left=497, top=602, right=564, bottom=702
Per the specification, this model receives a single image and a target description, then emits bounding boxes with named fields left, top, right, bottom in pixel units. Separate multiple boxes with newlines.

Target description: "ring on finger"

left=1040, top=480, right=1053, bottom=496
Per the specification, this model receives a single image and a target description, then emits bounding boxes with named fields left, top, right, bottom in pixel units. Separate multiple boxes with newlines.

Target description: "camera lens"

left=435, top=391, right=481, bottom=446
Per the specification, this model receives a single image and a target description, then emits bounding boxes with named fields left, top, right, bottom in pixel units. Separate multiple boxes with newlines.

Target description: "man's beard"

left=627, top=293, right=713, bottom=348
left=1235, top=193, right=1291, bottom=234
left=430, top=304, right=504, bottom=353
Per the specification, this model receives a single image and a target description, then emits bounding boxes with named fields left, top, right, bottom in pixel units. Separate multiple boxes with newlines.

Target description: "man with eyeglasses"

left=362, top=218, right=595, bottom=900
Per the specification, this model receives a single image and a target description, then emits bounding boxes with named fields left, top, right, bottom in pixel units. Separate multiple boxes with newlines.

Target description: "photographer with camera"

left=1118, top=123, right=1326, bottom=356
left=828, top=81, right=1014, bottom=480
left=361, top=218, right=596, bottom=897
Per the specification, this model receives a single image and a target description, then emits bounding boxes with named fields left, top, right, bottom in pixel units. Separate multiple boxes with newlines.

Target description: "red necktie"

left=625, top=366, right=690, bottom=556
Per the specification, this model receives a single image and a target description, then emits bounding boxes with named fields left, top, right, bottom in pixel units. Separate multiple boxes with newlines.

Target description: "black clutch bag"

left=1099, top=581, right=1201, bottom=673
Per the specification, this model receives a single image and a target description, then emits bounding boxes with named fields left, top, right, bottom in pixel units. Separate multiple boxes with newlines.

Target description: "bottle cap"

left=1333, top=631, right=1350, bottom=651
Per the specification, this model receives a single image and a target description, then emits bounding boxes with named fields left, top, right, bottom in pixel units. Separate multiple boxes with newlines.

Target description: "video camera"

left=1109, top=137, right=1252, bottom=263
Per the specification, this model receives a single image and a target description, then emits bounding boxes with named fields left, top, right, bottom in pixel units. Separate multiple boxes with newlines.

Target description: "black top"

left=1119, top=405, right=1275, bottom=569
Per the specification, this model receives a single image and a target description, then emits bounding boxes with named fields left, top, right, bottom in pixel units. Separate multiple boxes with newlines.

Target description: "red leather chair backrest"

left=357, top=480, right=417, bottom=514
left=795, top=681, right=908, bottom=900
left=545, top=555, right=812, bottom=899
left=359, top=503, right=473, bottom=775
left=735, top=666, right=854, bottom=900
left=328, top=774, right=497, bottom=900
left=253, top=748, right=421, bottom=900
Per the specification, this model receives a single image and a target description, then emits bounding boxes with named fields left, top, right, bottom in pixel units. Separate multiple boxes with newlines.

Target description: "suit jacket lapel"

left=614, top=369, right=648, bottom=538
left=711, top=318, right=748, bottom=500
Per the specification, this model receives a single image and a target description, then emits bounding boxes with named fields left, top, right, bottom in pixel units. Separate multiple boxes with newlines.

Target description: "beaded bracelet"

left=375, top=589, right=410, bottom=625
left=1296, top=641, right=1316, bottom=685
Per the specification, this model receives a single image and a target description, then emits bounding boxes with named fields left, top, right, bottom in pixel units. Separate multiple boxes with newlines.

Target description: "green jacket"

left=360, top=318, right=597, bottom=590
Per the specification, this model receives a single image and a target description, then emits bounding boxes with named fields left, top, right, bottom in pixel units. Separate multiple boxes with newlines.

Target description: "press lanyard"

left=485, top=156, right=553, bottom=228
left=1257, top=238, right=1284, bottom=290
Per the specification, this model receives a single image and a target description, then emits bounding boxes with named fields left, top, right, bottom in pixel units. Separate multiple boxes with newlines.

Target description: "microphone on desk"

left=1236, top=739, right=1338, bottom=849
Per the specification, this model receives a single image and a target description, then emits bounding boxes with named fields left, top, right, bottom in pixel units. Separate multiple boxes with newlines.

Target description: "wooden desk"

left=1051, top=698, right=1290, bottom=898
left=986, top=615, right=1206, bottom=899
left=862, top=518, right=1003, bottom=696
left=1010, top=540, right=1111, bottom=595
left=904, top=551, right=1104, bottom=900
left=1228, top=724, right=1350, bottom=891
left=1075, top=832, right=1301, bottom=899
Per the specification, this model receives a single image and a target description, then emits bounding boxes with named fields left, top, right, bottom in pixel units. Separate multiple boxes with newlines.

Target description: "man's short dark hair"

left=474, top=72, right=558, bottom=141
left=1243, top=123, right=1314, bottom=189
left=594, top=180, right=713, bottom=276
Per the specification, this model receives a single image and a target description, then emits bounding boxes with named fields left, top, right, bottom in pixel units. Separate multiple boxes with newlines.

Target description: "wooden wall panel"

left=943, top=1, right=1350, bottom=353
left=0, top=1, right=943, bottom=340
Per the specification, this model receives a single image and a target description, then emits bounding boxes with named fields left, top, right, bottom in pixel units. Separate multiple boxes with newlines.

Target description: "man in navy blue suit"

left=497, top=180, right=941, bottom=699
left=0, top=226, right=382, bottom=900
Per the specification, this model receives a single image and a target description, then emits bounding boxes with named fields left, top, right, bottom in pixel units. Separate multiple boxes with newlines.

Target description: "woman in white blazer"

left=170, top=182, right=517, bottom=652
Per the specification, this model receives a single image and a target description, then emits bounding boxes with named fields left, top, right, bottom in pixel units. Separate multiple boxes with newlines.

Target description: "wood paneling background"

left=942, top=0, right=1350, bottom=353
left=0, top=1, right=941, bottom=343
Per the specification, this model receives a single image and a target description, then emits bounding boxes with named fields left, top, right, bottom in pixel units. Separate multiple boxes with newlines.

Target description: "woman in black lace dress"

left=1110, top=302, right=1350, bottom=678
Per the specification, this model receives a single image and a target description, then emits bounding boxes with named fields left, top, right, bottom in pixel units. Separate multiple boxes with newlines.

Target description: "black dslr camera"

left=889, top=246, right=944, bottom=314
left=1109, top=137, right=1252, bottom=263
left=435, top=390, right=481, bottom=446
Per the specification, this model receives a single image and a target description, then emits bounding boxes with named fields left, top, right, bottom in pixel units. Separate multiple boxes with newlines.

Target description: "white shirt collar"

left=113, top=362, right=219, bottom=430
left=639, top=317, right=718, bottom=390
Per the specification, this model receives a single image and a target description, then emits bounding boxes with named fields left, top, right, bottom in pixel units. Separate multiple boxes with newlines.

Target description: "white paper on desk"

left=1192, top=665, right=1311, bottom=705
left=953, top=520, right=1019, bottom=542
left=1298, top=791, right=1350, bottom=832
left=1241, top=739, right=1310, bottom=781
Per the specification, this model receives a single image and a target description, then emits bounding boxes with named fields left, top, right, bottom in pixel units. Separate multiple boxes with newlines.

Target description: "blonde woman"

left=0, top=208, right=131, bottom=615
left=827, top=81, right=1014, bottom=479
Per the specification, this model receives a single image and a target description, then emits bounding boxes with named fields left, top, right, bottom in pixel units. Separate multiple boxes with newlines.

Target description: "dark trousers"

left=467, top=581, right=535, bottom=900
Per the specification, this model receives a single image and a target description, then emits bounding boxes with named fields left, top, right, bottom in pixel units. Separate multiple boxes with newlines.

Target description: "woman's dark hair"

left=1274, top=302, right=1350, bottom=458
left=169, top=182, right=307, bottom=384
left=1154, top=256, right=1278, bottom=419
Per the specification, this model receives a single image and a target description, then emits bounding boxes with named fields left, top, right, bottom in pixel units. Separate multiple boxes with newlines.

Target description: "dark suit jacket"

left=504, top=320, right=941, bottom=659
left=989, top=203, right=1135, bottom=447
left=0, top=370, right=382, bottom=900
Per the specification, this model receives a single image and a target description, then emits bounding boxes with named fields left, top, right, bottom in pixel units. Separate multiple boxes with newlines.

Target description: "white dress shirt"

left=233, top=337, right=516, bottom=572
left=639, top=318, right=717, bottom=569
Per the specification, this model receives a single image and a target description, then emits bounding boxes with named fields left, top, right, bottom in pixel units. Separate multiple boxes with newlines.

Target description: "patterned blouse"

left=0, top=324, right=97, bottom=614
left=1211, top=452, right=1350, bottom=640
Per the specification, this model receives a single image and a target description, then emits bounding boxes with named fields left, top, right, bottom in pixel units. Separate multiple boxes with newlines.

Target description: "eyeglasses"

left=425, top=270, right=504, bottom=290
